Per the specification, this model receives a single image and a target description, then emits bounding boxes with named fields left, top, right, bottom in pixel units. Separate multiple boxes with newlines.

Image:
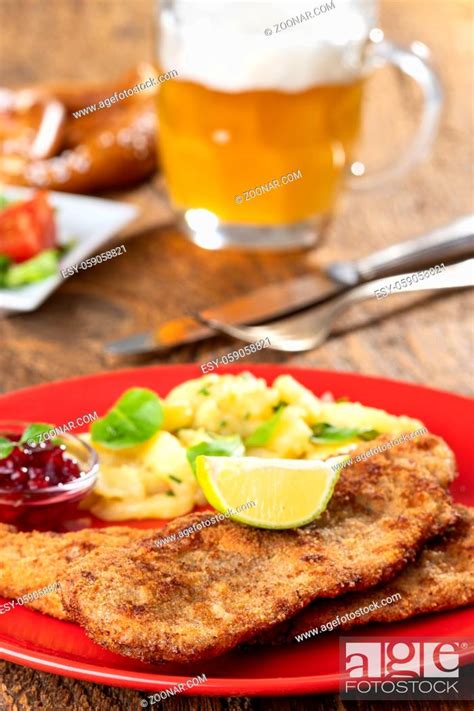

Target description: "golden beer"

left=156, top=1, right=440, bottom=248
left=158, top=77, right=365, bottom=225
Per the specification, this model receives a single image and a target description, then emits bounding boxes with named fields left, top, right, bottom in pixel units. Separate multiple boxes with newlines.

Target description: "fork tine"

left=195, top=314, right=269, bottom=343
left=197, top=312, right=319, bottom=352
left=196, top=311, right=319, bottom=346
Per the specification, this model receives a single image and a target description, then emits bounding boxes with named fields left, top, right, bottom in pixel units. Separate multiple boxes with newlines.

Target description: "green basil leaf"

left=0, top=437, right=14, bottom=459
left=20, top=423, right=54, bottom=446
left=91, top=388, right=163, bottom=449
left=357, top=429, right=380, bottom=442
left=244, top=405, right=286, bottom=448
left=187, top=435, right=244, bottom=473
left=311, top=422, right=380, bottom=444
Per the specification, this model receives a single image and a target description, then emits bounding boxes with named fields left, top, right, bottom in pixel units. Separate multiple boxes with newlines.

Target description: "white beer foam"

left=158, top=0, right=378, bottom=92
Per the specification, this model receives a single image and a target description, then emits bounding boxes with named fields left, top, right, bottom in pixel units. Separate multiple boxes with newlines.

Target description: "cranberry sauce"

left=0, top=435, right=82, bottom=492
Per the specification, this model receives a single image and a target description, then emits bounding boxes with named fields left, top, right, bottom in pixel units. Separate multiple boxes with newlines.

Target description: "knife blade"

left=105, top=214, right=474, bottom=356
left=105, top=273, right=343, bottom=355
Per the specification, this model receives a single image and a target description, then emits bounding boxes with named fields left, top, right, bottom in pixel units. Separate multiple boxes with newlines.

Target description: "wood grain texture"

left=0, top=0, right=473, bottom=709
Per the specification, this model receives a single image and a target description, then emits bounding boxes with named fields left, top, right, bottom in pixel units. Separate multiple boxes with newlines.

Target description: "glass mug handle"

left=348, top=38, right=443, bottom=191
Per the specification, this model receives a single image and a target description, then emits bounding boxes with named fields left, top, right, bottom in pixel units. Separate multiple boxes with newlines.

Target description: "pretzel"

left=0, top=64, right=158, bottom=193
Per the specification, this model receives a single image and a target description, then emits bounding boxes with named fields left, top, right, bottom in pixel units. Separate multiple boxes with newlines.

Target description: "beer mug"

left=156, top=0, right=442, bottom=250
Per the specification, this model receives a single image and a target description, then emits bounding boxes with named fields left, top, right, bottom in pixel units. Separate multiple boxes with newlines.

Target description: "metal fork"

left=197, top=259, right=474, bottom=353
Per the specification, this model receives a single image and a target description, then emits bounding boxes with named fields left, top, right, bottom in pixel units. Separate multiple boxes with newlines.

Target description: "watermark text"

left=333, top=428, right=428, bottom=472
left=61, top=245, right=126, bottom=278
left=155, top=501, right=256, bottom=548
left=264, top=2, right=336, bottom=35
left=341, top=637, right=473, bottom=700
left=374, top=264, right=446, bottom=300
left=295, top=592, right=402, bottom=642
left=0, top=581, right=61, bottom=615
left=26, top=412, right=99, bottom=446
left=201, top=339, right=271, bottom=374
left=235, top=170, right=302, bottom=204
left=73, top=71, right=178, bottom=119
left=141, top=673, right=207, bottom=706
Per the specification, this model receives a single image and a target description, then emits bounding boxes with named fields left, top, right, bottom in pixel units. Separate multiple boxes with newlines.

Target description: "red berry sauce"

left=0, top=435, right=82, bottom=492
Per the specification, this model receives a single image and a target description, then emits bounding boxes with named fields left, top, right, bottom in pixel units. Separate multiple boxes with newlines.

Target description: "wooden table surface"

left=0, top=1, right=473, bottom=709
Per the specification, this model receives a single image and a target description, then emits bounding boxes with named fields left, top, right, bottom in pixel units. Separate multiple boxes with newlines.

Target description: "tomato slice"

left=0, top=191, right=57, bottom=263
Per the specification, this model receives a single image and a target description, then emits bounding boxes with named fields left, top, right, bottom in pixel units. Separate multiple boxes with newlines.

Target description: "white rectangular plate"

left=0, top=187, right=138, bottom=316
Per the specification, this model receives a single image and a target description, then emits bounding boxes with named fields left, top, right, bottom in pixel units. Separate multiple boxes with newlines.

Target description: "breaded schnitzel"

left=254, top=505, right=474, bottom=644
left=0, top=525, right=156, bottom=619
left=61, top=434, right=457, bottom=663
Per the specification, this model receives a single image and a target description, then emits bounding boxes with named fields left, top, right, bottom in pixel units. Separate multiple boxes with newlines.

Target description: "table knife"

left=105, top=214, right=474, bottom=355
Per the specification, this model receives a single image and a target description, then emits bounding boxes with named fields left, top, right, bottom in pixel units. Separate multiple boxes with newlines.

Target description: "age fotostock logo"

left=340, top=637, right=474, bottom=700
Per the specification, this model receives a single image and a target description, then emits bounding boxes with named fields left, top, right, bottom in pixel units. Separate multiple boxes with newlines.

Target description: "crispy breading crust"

left=60, top=434, right=457, bottom=663
left=0, top=526, right=155, bottom=619
left=254, top=505, right=474, bottom=644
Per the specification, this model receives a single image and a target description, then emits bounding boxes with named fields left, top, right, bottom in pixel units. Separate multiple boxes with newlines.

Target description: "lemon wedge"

left=195, top=455, right=346, bottom=529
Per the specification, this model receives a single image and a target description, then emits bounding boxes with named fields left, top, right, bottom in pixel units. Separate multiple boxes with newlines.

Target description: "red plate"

left=0, top=364, right=473, bottom=696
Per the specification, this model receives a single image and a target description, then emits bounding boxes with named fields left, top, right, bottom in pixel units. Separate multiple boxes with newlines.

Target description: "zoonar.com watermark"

left=26, top=411, right=99, bottom=446
left=264, top=1, right=336, bottom=35
left=140, top=673, right=207, bottom=706
left=235, top=170, right=302, bottom=204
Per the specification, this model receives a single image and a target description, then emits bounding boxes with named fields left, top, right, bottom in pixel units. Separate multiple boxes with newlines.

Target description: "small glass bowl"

left=0, top=421, right=98, bottom=528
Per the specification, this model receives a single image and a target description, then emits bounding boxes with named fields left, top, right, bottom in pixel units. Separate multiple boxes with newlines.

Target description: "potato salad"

left=81, top=372, right=423, bottom=521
